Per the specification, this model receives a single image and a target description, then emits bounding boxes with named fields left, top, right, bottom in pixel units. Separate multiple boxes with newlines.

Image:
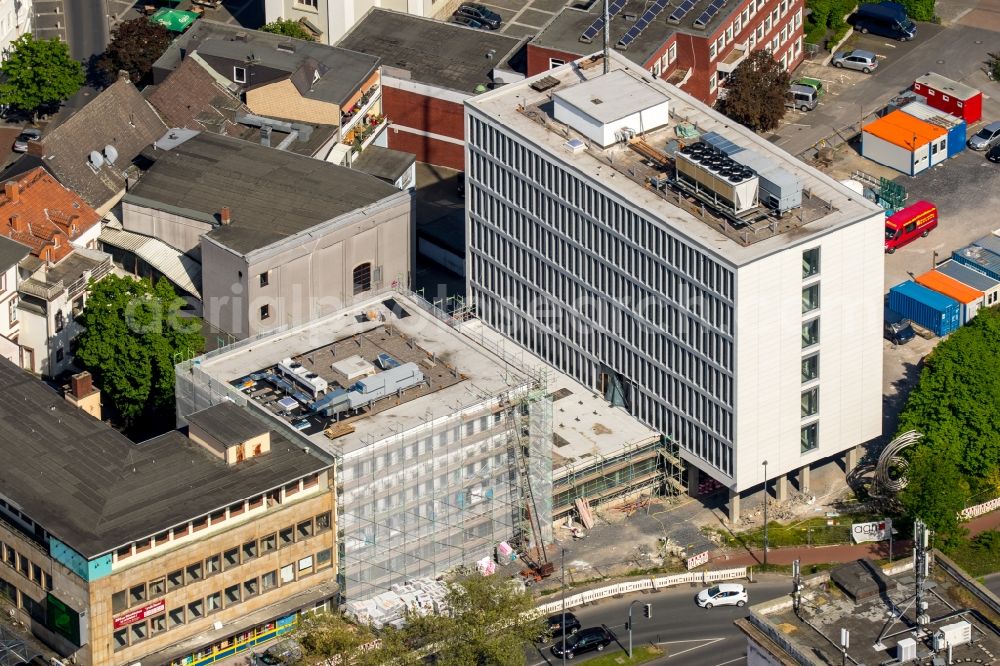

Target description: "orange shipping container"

left=915, top=269, right=984, bottom=323
left=864, top=110, right=947, bottom=150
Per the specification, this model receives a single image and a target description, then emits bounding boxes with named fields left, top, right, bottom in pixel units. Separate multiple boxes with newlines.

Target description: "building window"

left=233, top=66, right=247, bottom=84
left=223, top=547, right=240, bottom=569
left=244, top=577, right=259, bottom=598
left=113, top=628, right=128, bottom=651
left=280, top=563, right=295, bottom=584
left=802, top=247, right=820, bottom=278
left=54, top=311, right=64, bottom=333
left=801, top=387, right=819, bottom=417
left=112, top=590, right=127, bottom=613
left=802, top=318, right=819, bottom=348
left=261, top=533, right=277, bottom=554
left=186, top=562, right=203, bottom=582
left=150, top=614, right=166, bottom=635
left=352, top=263, right=372, bottom=295
left=225, top=584, right=241, bottom=606
left=129, top=584, right=146, bottom=605
left=8, top=296, right=16, bottom=326
left=131, top=622, right=148, bottom=643
left=297, top=519, right=314, bottom=539
left=187, top=598, right=204, bottom=620
left=297, top=0, right=318, bottom=7
left=668, top=42, right=677, bottom=64
left=243, top=540, right=258, bottom=561
left=206, top=555, right=221, bottom=576
left=548, top=58, right=565, bottom=69
left=149, top=578, right=165, bottom=597
left=207, top=592, right=222, bottom=613
left=259, top=271, right=269, bottom=287
left=315, top=512, right=331, bottom=532
left=802, top=284, right=820, bottom=313
left=709, top=43, right=717, bottom=60
left=709, top=74, right=718, bottom=92
left=297, top=555, right=314, bottom=575
left=167, top=607, right=185, bottom=628
left=801, top=422, right=818, bottom=452
left=166, top=569, right=184, bottom=591
left=260, top=304, right=270, bottom=320
left=262, top=570, right=278, bottom=591
left=316, top=548, right=332, bottom=569
left=802, top=354, right=818, bottom=382
left=279, top=527, right=295, bottom=547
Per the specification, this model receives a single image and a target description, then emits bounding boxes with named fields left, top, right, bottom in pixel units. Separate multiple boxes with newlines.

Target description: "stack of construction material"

left=343, top=578, right=451, bottom=629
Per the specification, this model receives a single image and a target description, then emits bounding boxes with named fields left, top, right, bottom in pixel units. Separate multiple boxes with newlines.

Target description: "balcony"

left=342, top=113, right=388, bottom=156
left=340, top=83, right=382, bottom=136
left=717, top=42, right=749, bottom=73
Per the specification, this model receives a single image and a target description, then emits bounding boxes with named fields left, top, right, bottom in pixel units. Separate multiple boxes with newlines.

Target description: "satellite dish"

left=103, top=144, right=119, bottom=164
left=88, top=151, right=105, bottom=168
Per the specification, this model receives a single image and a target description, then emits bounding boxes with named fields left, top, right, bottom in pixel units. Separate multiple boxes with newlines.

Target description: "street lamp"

left=762, top=460, right=769, bottom=567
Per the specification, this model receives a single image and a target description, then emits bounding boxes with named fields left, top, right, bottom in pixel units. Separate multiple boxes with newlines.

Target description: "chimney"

left=118, top=69, right=130, bottom=83
left=220, top=206, right=232, bottom=225
left=71, top=371, right=93, bottom=398
left=4, top=181, right=18, bottom=204
left=10, top=214, right=25, bottom=233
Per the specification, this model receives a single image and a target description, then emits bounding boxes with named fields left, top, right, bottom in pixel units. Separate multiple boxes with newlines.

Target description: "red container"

left=913, top=73, right=982, bottom=124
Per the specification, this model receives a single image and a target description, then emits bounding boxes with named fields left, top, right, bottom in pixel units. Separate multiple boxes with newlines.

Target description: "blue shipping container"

left=888, top=281, right=961, bottom=336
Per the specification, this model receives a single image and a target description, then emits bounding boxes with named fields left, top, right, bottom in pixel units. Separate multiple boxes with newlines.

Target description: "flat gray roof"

left=554, top=69, right=669, bottom=124
left=0, top=235, right=29, bottom=273
left=187, top=401, right=268, bottom=450
left=0, top=358, right=331, bottom=557
left=124, top=131, right=402, bottom=255
left=936, top=259, right=1000, bottom=290
left=467, top=53, right=883, bottom=266
left=337, top=8, right=524, bottom=93
left=351, top=145, right=416, bottom=183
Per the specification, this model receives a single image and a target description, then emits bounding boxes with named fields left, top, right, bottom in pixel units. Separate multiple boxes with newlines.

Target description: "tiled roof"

left=0, top=167, right=102, bottom=262
left=146, top=57, right=256, bottom=141
left=30, top=74, right=167, bottom=210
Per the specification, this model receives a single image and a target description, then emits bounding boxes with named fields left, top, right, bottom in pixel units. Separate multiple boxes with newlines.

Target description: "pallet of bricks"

left=342, top=578, right=450, bottom=629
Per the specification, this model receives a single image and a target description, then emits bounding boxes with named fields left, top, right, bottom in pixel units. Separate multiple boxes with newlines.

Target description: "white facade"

left=465, top=54, right=884, bottom=494
left=264, top=0, right=443, bottom=45
left=861, top=131, right=931, bottom=176
left=0, top=0, right=31, bottom=59
left=0, top=260, right=20, bottom=365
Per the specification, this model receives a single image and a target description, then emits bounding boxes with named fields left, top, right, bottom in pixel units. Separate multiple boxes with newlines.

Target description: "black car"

left=551, top=626, right=613, bottom=659
left=987, top=144, right=1000, bottom=163
left=541, top=612, right=582, bottom=641
left=884, top=319, right=915, bottom=345
left=452, top=14, right=487, bottom=29
left=454, top=3, right=502, bottom=29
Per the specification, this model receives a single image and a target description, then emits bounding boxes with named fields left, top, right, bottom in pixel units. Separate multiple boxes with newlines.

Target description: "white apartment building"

left=263, top=0, right=447, bottom=44
left=0, top=0, right=31, bottom=59
left=465, top=52, right=884, bottom=520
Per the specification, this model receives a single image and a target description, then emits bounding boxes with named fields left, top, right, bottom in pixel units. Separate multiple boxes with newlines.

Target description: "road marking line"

left=655, top=636, right=726, bottom=659
left=713, top=657, right=746, bottom=665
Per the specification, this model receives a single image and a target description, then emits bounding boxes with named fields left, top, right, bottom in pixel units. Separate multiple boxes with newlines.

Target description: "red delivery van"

left=885, top=200, right=938, bottom=253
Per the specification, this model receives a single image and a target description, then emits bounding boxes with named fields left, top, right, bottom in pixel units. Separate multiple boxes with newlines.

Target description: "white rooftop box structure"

left=331, top=354, right=376, bottom=386
left=552, top=69, right=670, bottom=148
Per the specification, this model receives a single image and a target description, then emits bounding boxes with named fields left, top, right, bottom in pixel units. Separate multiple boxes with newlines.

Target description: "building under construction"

left=177, top=292, right=684, bottom=601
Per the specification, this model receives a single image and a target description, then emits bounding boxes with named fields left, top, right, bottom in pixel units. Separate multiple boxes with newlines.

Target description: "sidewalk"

left=714, top=511, right=1000, bottom=568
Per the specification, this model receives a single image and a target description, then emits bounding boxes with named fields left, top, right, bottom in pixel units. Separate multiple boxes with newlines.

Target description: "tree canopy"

left=75, top=275, right=203, bottom=433
left=895, top=307, right=1000, bottom=543
left=97, top=17, right=173, bottom=87
left=716, top=49, right=789, bottom=132
left=260, top=19, right=314, bottom=40
left=0, top=35, right=84, bottom=117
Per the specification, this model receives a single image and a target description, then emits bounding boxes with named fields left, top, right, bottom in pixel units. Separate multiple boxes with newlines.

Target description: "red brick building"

left=338, top=8, right=526, bottom=170
left=527, top=0, right=804, bottom=106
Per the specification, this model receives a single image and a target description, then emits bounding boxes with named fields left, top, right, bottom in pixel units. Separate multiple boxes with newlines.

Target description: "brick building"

left=0, top=362, right=338, bottom=666
left=338, top=9, right=526, bottom=170
left=527, top=0, right=804, bottom=105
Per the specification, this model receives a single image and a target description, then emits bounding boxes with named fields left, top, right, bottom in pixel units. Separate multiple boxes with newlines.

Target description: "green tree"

left=899, top=442, right=969, bottom=547
left=75, top=275, right=203, bottom=432
left=260, top=19, right=314, bottom=40
left=294, top=612, right=373, bottom=664
left=717, top=49, right=790, bottom=132
left=97, top=17, right=172, bottom=86
left=0, top=35, right=84, bottom=118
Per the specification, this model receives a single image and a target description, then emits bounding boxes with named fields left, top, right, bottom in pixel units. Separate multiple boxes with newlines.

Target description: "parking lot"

left=475, top=0, right=582, bottom=38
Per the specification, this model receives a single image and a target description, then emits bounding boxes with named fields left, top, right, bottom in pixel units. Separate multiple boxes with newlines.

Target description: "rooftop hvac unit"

left=897, top=637, right=917, bottom=661
left=674, top=142, right=759, bottom=215
left=728, top=148, right=803, bottom=214
left=277, top=357, right=329, bottom=398
left=934, top=621, right=971, bottom=649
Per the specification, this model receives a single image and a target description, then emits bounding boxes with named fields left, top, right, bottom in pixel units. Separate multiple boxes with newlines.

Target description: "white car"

left=696, top=583, right=748, bottom=608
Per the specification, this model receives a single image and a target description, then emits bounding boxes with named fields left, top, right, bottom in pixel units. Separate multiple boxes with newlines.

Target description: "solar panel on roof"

left=580, top=0, right=628, bottom=42
left=669, top=0, right=696, bottom=24
left=617, top=0, right=669, bottom=48
left=693, top=0, right=726, bottom=27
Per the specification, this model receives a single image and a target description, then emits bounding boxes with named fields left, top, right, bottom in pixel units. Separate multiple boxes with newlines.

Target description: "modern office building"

left=0, top=359, right=338, bottom=666
left=465, top=53, right=884, bottom=520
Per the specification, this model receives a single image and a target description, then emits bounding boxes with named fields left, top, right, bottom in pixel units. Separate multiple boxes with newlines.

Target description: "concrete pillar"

left=799, top=464, right=811, bottom=493
left=776, top=474, right=788, bottom=502
left=687, top=464, right=700, bottom=496
left=729, top=489, right=741, bottom=524
left=845, top=445, right=860, bottom=472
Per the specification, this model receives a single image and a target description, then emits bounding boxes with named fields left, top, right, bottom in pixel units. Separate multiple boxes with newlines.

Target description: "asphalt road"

left=985, top=574, right=1000, bottom=598
left=526, top=576, right=793, bottom=666
left=62, top=0, right=109, bottom=62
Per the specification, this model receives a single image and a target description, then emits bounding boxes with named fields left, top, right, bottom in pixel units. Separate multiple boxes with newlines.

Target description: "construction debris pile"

left=342, top=578, right=450, bottom=629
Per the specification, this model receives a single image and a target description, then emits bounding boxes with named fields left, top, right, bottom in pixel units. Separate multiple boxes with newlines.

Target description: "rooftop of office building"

left=467, top=52, right=882, bottom=265
left=183, top=293, right=652, bottom=461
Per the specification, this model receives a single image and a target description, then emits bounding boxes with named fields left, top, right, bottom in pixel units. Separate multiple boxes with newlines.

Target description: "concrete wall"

left=122, top=201, right=212, bottom=260
left=201, top=241, right=249, bottom=340
left=733, top=213, right=883, bottom=491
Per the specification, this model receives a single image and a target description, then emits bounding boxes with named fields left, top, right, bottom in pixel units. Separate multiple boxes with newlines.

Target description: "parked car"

left=968, top=121, right=1000, bottom=150
left=884, top=317, right=916, bottom=345
left=792, top=76, right=825, bottom=96
left=786, top=84, right=818, bottom=111
left=12, top=128, right=40, bottom=153
left=832, top=49, right=879, bottom=73
left=550, top=626, right=613, bottom=659
left=452, top=14, right=487, bottom=29
left=696, top=583, right=748, bottom=608
left=540, top=612, right=582, bottom=641
left=454, top=3, right=502, bottom=29
left=259, top=639, right=302, bottom=665
left=851, top=1, right=916, bottom=41
left=987, top=144, right=1000, bottom=163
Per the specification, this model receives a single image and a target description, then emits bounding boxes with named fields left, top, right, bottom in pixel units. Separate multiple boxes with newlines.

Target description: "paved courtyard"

left=477, top=0, right=584, bottom=38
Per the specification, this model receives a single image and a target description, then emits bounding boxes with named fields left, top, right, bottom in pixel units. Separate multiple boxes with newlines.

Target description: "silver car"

left=968, top=121, right=1000, bottom=151
left=831, top=49, right=878, bottom=73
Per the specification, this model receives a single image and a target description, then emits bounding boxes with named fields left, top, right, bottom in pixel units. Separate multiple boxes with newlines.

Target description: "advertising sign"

left=46, top=594, right=81, bottom=646
left=113, top=599, right=165, bottom=629
left=851, top=519, right=891, bottom=543
left=686, top=550, right=710, bottom=570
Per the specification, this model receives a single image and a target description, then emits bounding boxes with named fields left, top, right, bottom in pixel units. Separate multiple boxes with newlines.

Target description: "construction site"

left=176, top=292, right=684, bottom=603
